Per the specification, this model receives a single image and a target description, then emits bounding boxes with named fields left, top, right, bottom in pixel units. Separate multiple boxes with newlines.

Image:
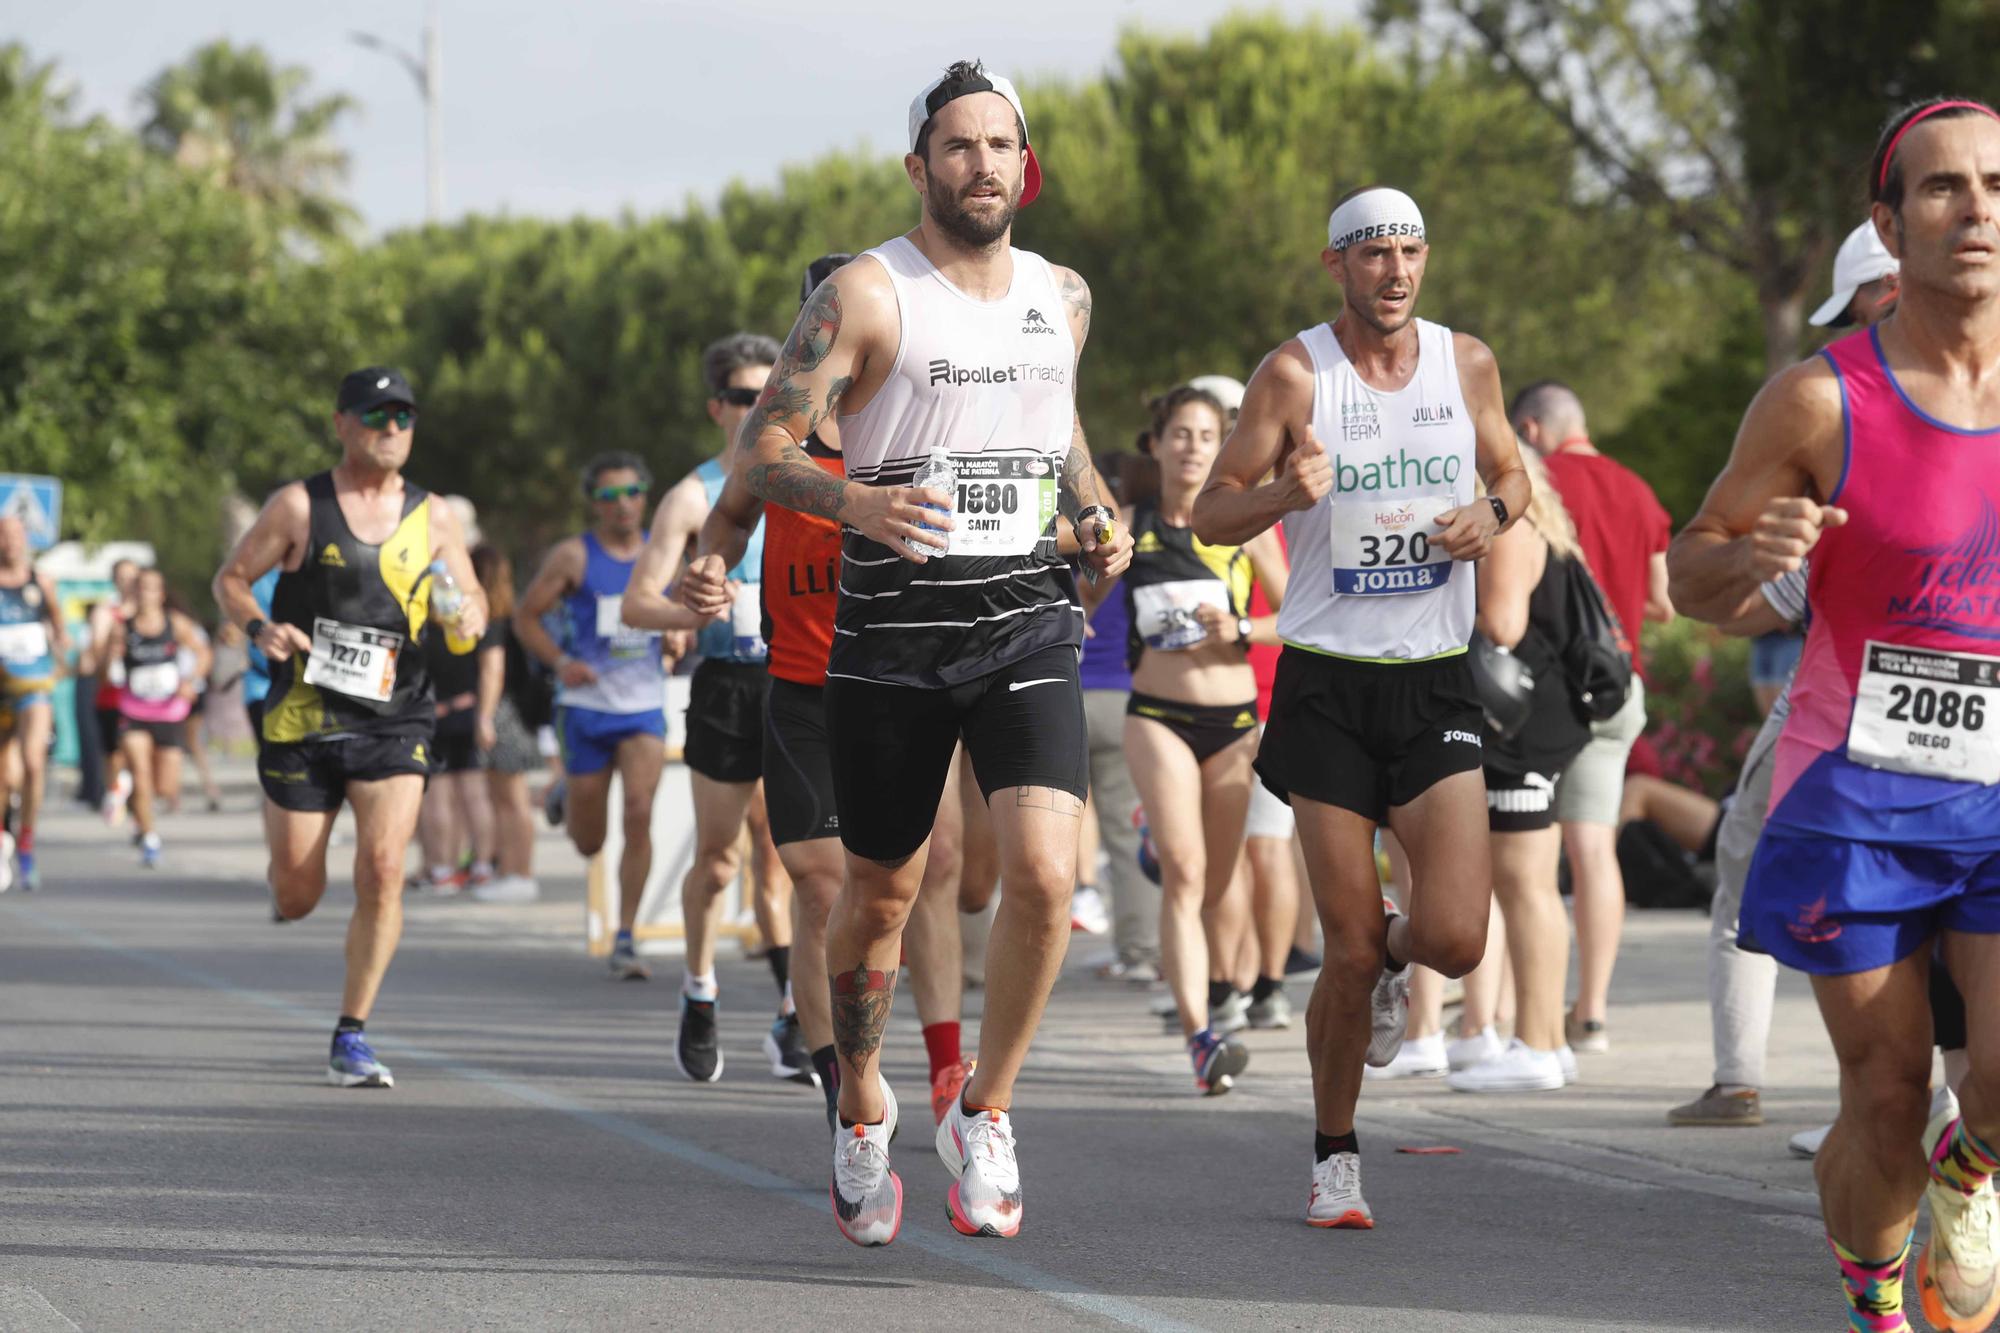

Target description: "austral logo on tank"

left=927, top=358, right=1067, bottom=388
left=1021, top=308, right=1056, bottom=336
left=1341, top=401, right=1380, bottom=441
left=1890, top=498, right=2000, bottom=640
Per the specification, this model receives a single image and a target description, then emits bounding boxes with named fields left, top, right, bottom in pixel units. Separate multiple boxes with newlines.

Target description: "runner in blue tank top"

left=0, top=516, right=69, bottom=892
left=622, top=332, right=807, bottom=1087
left=515, top=452, right=700, bottom=982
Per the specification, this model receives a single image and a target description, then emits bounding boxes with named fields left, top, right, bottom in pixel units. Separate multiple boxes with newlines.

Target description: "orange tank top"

left=762, top=441, right=844, bottom=685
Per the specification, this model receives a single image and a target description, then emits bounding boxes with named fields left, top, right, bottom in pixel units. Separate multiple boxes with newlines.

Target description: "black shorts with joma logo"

left=259, top=731, right=433, bottom=812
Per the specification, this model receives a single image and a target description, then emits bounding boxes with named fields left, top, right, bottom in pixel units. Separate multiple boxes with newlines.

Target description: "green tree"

left=139, top=40, right=358, bottom=241
left=1369, top=0, right=2000, bottom=373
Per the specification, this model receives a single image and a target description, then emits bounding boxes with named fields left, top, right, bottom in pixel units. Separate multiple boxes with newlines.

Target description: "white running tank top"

left=830, top=235, right=1080, bottom=688
left=1277, top=317, right=1477, bottom=661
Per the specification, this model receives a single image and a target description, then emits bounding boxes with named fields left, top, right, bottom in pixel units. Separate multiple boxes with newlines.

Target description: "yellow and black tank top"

left=1123, top=501, right=1253, bottom=670
left=263, top=472, right=435, bottom=742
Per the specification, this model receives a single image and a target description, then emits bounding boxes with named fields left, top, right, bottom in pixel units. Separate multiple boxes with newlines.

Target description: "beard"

left=928, top=173, right=1018, bottom=250
left=1347, top=291, right=1417, bottom=336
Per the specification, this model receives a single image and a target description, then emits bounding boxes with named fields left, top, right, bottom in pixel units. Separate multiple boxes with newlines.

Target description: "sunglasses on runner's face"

left=714, top=387, right=761, bottom=408
left=592, top=483, right=646, bottom=502
left=357, top=406, right=416, bottom=431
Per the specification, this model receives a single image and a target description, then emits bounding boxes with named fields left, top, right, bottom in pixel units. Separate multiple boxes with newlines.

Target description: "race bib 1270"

left=303, top=617, right=401, bottom=704
left=946, top=454, right=1060, bottom=558
left=1328, top=494, right=1456, bottom=596
left=1846, top=641, right=2000, bottom=785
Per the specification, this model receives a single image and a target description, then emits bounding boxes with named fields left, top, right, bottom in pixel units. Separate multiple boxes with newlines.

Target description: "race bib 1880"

left=303, top=617, right=401, bottom=704
left=1329, top=495, right=1456, bottom=596
left=1846, top=641, right=2000, bottom=785
left=945, top=454, right=1059, bottom=558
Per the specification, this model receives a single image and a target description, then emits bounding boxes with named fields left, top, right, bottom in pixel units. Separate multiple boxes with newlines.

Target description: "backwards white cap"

left=1326, top=187, right=1426, bottom=252
left=907, top=65, right=1041, bottom=206
left=1809, top=220, right=1898, bottom=327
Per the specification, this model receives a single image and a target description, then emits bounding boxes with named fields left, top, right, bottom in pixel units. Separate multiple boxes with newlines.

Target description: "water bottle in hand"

left=903, top=446, right=954, bottom=559
left=429, top=560, right=477, bottom=654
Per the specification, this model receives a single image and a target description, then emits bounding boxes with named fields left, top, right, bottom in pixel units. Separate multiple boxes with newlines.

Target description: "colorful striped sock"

left=1830, top=1232, right=1912, bottom=1332
left=1929, top=1116, right=2000, bottom=1196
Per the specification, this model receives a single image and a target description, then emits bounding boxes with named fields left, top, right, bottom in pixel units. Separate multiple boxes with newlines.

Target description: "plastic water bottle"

left=903, top=445, right=954, bottom=559
left=429, top=560, right=477, bottom=654
left=730, top=582, right=766, bottom=660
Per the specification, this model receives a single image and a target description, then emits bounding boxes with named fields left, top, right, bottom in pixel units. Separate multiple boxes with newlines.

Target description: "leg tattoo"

left=831, top=963, right=896, bottom=1064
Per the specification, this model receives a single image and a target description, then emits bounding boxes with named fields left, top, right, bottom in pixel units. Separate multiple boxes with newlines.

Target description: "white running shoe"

left=470, top=875, right=540, bottom=904
left=1446, top=1039, right=1566, bottom=1093
left=1364, top=1031, right=1447, bottom=1081
left=936, top=1094, right=1024, bottom=1237
left=1787, top=1124, right=1831, bottom=1159
left=1211, top=989, right=1251, bottom=1036
left=1446, top=1025, right=1505, bottom=1072
left=1558, top=1045, right=1578, bottom=1085
left=1919, top=1085, right=2000, bottom=1332
left=1306, top=1152, right=1374, bottom=1229
left=1069, top=885, right=1110, bottom=935
left=0, top=831, right=13, bottom=893
left=1365, top=966, right=1411, bottom=1068
left=1149, top=989, right=1179, bottom=1018
left=831, top=1088, right=902, bottom=1247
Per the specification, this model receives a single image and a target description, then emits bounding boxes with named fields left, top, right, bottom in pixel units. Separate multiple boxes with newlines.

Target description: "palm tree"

left=139, top=41, right=357, bottom=240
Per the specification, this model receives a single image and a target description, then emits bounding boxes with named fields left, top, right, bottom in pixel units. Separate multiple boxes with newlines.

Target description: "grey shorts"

left=1552, top=676, right=1646, bottom=826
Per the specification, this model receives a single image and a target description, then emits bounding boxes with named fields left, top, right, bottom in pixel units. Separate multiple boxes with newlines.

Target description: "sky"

left=16, top=0, right=1353, bottom=233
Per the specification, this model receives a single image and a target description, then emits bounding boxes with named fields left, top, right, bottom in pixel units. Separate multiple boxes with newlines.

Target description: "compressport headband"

left=1326, top=188, right=1426, bottom=252
left=1879, top=101, right=2000, bottom=191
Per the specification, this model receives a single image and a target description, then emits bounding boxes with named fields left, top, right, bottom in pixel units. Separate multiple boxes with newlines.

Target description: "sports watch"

left=244, top=617, right=266, bottom=644
left=1236, top=616, right=1254, bottom=645
left=1487, top=495, right=1509, bottom=527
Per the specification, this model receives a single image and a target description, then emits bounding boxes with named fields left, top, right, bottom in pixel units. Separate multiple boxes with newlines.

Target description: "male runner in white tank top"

left=1193, top=186, right=1531, bottom=1230
left=727, top=61, right=1132, bottom=1247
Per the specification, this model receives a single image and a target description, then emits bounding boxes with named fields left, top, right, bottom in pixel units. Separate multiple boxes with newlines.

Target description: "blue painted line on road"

left=23, top=910, right=1208, bottom=1333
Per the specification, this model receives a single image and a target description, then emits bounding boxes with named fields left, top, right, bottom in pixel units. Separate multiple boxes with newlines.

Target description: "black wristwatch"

left=1236, top=616, right=1254, bottom=645
left=1487, top=495, right=1509, bottom=527
left=244, top=617, right=266, bottom=643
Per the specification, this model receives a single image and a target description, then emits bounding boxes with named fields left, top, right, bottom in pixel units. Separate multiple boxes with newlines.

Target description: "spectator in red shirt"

left=1509, top=380, right=1675, bottom=1056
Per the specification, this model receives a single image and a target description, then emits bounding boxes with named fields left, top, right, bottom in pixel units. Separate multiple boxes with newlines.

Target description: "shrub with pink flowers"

left=1637, top=618, right=1765, bottom=798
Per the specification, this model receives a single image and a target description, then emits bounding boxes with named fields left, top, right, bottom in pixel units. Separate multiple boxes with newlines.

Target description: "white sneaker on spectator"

left=1788, top=1124, right=1832, bottom=1159
left=1447, top=1039, right=1566, bottom=1093
left=471, top=875, right=540, bottom=904
left=1364, top=1031, right=1447, bottom=1081
left=1446, top=1025, right=1504, bottom=1072
left=1069, top=885, right=1110, bottom=935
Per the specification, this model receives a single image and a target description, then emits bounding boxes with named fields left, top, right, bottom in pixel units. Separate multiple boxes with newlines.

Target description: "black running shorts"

left=117, top=716, right=187, bottom=751
left=1255, top=647, right=1485, bottom=822
left=826, top=644, right=1088, bottom=863
left=260, top=732, right=433, bottom=812
left=764, top=677, right=841, bottom=847
left=1484, top=765, right=1560, bottom=833
left=685, top=659, right=769, bottom=784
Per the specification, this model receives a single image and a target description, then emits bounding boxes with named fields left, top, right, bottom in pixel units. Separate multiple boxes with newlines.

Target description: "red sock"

left=922, top=1021, right=961, bottom=1083
left=15, top=829, right=31, bottom=853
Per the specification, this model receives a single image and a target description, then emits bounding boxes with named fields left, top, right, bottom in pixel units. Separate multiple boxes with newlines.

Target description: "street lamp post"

left=352, top=4, right=443, bottom=223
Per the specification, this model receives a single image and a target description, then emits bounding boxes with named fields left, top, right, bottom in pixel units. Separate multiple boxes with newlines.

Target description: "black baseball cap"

left=336, top=366, right=417, bottom=414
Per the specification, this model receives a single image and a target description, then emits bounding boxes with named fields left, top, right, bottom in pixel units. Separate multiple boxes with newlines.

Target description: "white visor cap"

left=1327, top=188, right=1426, bottom=252
left=1809, top=220, right=1898, bottom=327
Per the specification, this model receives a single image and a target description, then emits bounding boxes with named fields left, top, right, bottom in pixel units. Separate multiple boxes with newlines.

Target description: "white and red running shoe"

left=1307, top=1152, right=1374, bottom=1230
left=831, top=1084, right=902, bottom=1247
left=936, top=1095, right=1024, bottom=1238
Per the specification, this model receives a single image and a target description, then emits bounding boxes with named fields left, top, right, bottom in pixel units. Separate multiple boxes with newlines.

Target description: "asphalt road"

left=3, top=778, right=1864, bottom=1331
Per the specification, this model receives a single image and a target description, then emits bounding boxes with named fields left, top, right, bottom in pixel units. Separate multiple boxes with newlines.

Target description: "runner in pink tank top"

left=1668, top=99, right=2000, bottom=1333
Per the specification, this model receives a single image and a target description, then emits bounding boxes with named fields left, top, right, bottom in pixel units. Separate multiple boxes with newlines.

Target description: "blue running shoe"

left=1132, top=806, right=1161, bottom=886
left=18, top=849, right=37, bottom=892
left=328, top=1030, right=395, bottom=1088
left=1189, top=1027, right=1249, bottom=1096
left=139, top=832, right=162, bottom=869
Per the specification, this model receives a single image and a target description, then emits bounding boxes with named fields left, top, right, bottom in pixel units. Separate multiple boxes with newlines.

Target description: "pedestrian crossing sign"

left=0, top=474, right=62, bottom=551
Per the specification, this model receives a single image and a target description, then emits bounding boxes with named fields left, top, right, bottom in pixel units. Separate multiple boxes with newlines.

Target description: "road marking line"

left=0, top=1285, right=82, bottom=1332
left=20, top=910, right=1207, bottom=1333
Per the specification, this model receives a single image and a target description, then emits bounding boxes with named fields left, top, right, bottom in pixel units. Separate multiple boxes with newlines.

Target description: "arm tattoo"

left=746, top=435, right=849, bottom=519
left=739, top=290, right=853, bottom=519
left=1059, top=268, right=1091, bottom=346
left=831, top=962, right=897, bottom=1064
left=786, top=282, right=840, bottom=371
left=1058, top=420, right=1103, bottom=524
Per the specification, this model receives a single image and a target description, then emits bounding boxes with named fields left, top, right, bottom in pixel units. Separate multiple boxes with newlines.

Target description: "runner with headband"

left=1194, top=185, right=1529, bottom=1229
left=1670, top=97, right=2000, bottom=1333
